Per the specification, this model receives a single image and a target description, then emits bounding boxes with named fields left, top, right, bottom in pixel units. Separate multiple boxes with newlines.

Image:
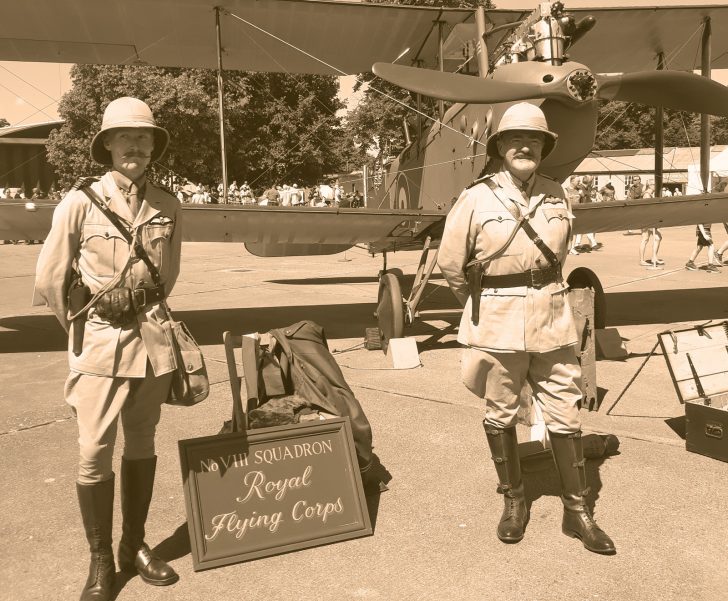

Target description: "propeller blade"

left=596, top=71, right=728, bottom=117
left=372, top=62, right=544, bottom=104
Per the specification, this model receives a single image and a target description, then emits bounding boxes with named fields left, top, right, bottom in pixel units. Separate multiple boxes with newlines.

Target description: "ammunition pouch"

left=95, top=285, right=166, bottom=327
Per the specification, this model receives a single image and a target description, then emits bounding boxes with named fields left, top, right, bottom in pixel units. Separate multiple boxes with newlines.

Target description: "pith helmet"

left=486, top=102, right=558, bottom=159
left=90, top=97, right=170, bottom=165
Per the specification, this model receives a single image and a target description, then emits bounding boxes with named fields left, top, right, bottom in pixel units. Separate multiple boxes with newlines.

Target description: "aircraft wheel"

left=567, top=267, right=606, bottom=329
left=377, top=271, right=405, bottom=352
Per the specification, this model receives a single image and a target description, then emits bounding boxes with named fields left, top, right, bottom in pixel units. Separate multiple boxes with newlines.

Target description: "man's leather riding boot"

left=118, top=457, right=179, bottom=586
left=550, top=431, right=616, bottom=555
left=484, top=424, right=529, bottom=543
left=77, top=476, right=115, bottom=601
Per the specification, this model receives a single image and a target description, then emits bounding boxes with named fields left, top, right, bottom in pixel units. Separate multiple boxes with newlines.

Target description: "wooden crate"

left=658, top=322, right=728, bottom=462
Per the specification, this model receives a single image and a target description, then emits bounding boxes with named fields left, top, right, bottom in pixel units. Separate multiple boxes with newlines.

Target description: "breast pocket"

left=543, top=207, right=569, bottom=221
left=81, top=223, right=128, bottom=277
left=477, top=210, right=518, bottom=251
left=142, top=222, right=174, bottom=275
left=541, top=207, right=571, bottom=249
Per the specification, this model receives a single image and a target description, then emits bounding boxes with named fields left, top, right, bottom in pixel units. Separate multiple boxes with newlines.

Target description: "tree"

left=0, top=118, right=9, bottom=128
left=46, top=65, right=346, bottom=190
left=595, top=100, right=728, bottom=151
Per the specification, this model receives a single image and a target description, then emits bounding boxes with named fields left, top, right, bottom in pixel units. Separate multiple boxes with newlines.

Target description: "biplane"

left=2, top=0, right=728, bottom=346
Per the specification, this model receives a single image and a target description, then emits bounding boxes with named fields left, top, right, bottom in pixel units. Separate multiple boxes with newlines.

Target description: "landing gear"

left=376, top=270, right=405, bottom=352
left=373, top=237, right=442, bottom=352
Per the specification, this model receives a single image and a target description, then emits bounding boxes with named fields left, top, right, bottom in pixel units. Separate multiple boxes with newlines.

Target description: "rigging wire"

left=224, top=8, right=487, bottom=149
left=595, top=22, right=704, bottom=136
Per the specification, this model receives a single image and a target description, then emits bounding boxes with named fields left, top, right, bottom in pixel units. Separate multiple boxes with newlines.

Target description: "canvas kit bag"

left=162, top=303, right=209, bottom=406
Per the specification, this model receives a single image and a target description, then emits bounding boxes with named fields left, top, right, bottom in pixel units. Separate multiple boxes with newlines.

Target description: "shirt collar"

left=496, top=169, right=535, bottom=198
left=111, top=170, right=147, bottom=197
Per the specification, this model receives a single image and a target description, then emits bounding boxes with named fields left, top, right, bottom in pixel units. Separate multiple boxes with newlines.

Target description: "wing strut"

left=475, top=6, right=489, bottom=78
left=700, top=17, right=711, bottom=193
left=655, top=53, right=665, bottom=197
left=216, top=7, right=229, bottom=204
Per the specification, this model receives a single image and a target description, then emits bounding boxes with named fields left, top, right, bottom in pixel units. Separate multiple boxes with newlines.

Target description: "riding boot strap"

left=550, top=431, right=616, bottom=555
left=484, top=424, right=529, bottom=543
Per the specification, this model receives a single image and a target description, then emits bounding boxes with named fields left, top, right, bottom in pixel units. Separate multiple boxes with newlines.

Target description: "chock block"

left=595, top=328, right=628, bottom=360
left=386, top=337, right=421, bottom=369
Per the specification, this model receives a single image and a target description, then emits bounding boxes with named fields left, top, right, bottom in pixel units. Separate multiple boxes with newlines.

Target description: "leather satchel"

left=163, top=303, right=210, bottom=406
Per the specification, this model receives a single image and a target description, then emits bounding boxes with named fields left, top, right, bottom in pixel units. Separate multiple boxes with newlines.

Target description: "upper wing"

left=565, top=5, right=728, bottom=73
left=447, top=5, right=728, bottom=73
left=7, top=1, right=725, bottom=74
left=0, top=0, right=503, bottom=74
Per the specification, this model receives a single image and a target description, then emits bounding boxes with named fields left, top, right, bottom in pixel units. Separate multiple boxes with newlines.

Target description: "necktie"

left=127, top=183, right=140, bottom=217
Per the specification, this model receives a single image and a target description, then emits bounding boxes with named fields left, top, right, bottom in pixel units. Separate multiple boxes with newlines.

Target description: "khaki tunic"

left=438, top=170, right=578, bottom=353
left=34, top=172, right=182, bottom=378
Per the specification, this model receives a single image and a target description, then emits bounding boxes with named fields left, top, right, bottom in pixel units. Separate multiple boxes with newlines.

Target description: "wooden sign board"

left=178, top=417, right=372, bottom=571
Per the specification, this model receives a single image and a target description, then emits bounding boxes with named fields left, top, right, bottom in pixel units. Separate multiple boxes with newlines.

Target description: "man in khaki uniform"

left=438, top=103, right=615, bottom=554
left=35, top=97, right=182, bottom=600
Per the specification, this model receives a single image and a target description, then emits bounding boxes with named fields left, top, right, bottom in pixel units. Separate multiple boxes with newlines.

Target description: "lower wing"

left=2, top=195, right=726, bottom=253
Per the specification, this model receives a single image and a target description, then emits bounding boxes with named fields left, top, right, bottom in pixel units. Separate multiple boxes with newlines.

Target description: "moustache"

left=123, top=152, right=151, bottom=159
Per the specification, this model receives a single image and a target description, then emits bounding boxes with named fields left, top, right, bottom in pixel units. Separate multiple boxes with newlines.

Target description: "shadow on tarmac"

left=108, top=527, right=190, bottom=599
left=605, top=286, right=728, bottom=326
left=664, top=415, right=687, bottom=440
left=2, top=286, right=725, bottom=354
left=268, top=273, right=447, bottom=286
left=520, top=453, right=612, bottom=517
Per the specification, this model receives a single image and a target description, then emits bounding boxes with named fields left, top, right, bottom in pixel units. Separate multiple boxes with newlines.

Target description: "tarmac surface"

left=1, top=226, right=728, bottom=601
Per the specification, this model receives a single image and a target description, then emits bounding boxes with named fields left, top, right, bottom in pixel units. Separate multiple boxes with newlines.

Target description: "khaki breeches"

left=461, top=345, right=582, bottom=434
left=65, top=363, right=172, bottom=484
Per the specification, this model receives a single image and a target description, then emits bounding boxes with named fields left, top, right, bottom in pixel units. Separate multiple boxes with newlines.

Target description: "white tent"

left=686, top=146, right=728, bottom=194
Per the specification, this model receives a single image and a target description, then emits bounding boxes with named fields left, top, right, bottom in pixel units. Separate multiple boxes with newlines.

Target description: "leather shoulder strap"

left=482, top=178, right=560, bottom=269
left=79, top=185, right=163, bottom=287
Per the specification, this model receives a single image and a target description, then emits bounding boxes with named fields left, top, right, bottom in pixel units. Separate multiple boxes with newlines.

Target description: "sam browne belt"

left=466, top=178, right=565, bottom=324
left=77, top=184, right=168, bottom=327
left=132, top=284, right=166, bottom=308
left=479, top=264, right=561, bottom=290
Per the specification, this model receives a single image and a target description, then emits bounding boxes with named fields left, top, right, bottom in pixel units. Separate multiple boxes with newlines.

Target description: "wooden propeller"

left=372, top=62, right=728, bottom=117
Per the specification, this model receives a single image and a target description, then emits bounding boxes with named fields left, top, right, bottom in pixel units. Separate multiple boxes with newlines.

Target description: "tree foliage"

left=0, top=118, right=9, bottom=128
left=47, top=65, right=345, bottom=190
left=595, top=100, right=728, bottom=151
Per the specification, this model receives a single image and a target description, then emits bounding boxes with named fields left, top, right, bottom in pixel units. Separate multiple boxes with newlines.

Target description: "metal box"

left=658, top=322, right=728, bottom=462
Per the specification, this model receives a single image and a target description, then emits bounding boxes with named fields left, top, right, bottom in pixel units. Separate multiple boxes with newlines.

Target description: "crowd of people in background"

left=161, top=176, right=365, bottom=208
left=564, top=173, right=727, bottom=273
left=0, top=185, right=61, bottom=244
